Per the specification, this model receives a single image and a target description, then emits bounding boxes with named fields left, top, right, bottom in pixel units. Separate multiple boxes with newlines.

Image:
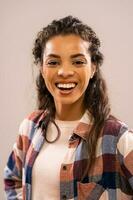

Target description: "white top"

left=31, top=119, right=79, bottom=200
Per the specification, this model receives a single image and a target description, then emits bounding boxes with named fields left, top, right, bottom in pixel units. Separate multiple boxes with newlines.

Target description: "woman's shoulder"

left=19, top=109, right=48, bottom=135
left=102, top=116, right=133, bottom=155
left=103, top=115, right=131, bottom=138
left=26, top=109, right=48, bottom=123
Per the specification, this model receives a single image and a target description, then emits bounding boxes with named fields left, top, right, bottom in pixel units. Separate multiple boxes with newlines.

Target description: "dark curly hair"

left=32, top=16, right=110, bottom=178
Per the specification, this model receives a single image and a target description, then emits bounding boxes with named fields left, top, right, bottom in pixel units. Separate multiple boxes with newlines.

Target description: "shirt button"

left=62, top=165, right=67, bottom=170
left=62, top=194, right=67, bottom=199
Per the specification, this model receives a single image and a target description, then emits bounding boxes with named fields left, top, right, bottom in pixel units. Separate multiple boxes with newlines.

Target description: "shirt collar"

left=34, top=109, right=50, bottom=128
left=73, top=111, right=93, bottom=141
left=35, top=109, right=93, bottom=141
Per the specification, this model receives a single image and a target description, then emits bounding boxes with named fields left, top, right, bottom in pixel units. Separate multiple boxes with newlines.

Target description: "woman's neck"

left=55, top=102, right=85, bottom=121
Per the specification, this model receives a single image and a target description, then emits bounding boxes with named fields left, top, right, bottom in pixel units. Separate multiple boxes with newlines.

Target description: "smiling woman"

left=41, top=34, right=96, bottom=120
left=4, top=16, right=133, bottom=200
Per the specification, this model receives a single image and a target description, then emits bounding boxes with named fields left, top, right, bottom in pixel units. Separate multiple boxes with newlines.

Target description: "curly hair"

left=32, top=16, right=111, bottom=178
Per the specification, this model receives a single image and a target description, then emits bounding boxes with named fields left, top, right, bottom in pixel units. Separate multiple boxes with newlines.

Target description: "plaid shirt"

left=4, top=110, right=133, bottom=200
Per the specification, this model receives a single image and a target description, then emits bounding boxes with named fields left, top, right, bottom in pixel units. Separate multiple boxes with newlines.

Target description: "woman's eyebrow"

left=46, top=53, right=85, bottom=59
left=46, top=54, right=60, bottom=58
left=70, top=53, right=85, bottom=58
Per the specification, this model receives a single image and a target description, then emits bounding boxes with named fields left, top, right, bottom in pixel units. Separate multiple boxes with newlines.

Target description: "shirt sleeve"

left=4, top=120, right=26, bottom=200
left=117, top=127, right=133, bottom=190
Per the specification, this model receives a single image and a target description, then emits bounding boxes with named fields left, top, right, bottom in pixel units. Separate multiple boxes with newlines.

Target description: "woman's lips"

left=55, top=82, right=77, bottom=94
left=56, top=82, right=77, bottom=90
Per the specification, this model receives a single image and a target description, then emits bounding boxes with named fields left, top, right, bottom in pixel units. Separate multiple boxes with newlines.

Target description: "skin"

left=41, top=34, right=96, bottom=121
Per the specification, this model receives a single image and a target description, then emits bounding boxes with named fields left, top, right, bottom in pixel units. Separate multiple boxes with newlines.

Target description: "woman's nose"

left=57, top=66, right=74, bottom=77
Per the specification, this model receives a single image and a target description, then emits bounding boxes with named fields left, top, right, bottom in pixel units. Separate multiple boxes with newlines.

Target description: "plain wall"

left=0, top=0, right=133, bottom=198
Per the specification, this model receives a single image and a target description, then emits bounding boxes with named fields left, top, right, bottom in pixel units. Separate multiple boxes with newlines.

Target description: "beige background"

left=0, top=0, right=133, bottom=198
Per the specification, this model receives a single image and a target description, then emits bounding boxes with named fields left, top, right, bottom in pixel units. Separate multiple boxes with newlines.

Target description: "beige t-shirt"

left=32, top=119, right=79, bottom=200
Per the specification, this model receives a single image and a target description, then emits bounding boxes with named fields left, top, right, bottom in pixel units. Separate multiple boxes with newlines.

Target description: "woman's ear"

left=40, top=66, right=44, bottom=78
left=91, top=64, right=96, bottom=78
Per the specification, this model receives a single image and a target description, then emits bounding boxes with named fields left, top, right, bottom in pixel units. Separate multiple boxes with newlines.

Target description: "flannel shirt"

left=4, top=110, right=133, bottom=200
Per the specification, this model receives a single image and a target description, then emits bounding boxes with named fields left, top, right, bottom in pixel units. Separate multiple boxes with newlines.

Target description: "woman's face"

left=41, top=34, right=96, bottom=108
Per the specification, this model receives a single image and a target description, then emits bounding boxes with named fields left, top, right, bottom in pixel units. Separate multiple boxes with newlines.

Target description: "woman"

left=4, top=16, right=133, bottom=200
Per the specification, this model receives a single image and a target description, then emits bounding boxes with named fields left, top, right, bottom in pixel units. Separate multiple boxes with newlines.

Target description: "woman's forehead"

left=43, top=34, right=90, bottom=57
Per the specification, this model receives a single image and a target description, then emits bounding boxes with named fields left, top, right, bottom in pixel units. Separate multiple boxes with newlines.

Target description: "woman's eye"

left=47, top=61, right=59, bottom=66
left=73, top=60, right=86, bottom=65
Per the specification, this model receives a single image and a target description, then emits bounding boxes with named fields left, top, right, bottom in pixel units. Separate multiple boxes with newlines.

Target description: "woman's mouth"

left=55, top=82, right=77, bottom=94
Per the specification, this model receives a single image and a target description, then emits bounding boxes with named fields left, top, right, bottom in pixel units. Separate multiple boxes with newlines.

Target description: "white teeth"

left=56, top=83, right=76, bottom=89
